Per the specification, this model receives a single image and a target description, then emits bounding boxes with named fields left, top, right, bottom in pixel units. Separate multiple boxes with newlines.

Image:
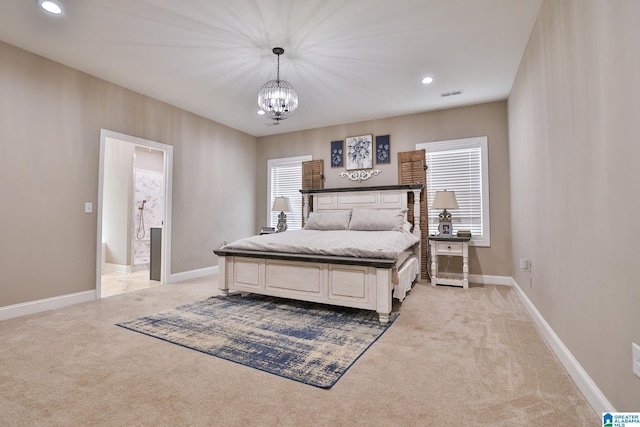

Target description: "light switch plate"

left=84, top=202, right=93, bottom=214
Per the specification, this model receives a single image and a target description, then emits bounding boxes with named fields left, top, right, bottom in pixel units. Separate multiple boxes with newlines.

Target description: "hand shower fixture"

left=136, top=200, right=147, bottom=239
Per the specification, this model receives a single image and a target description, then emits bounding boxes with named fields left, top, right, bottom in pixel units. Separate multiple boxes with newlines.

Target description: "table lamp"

left=432, top=190, right=458, bottom=236
left=272, top=196, right=292, bottom=232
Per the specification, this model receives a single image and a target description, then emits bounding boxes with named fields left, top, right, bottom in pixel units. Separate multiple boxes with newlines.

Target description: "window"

left=267, top=155, right=312, bottom=230
left=416, top=137, right=490, bottom=247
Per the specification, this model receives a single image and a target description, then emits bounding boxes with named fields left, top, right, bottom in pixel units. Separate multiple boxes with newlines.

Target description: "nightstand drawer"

left=435, top=241, right=463, bottom=255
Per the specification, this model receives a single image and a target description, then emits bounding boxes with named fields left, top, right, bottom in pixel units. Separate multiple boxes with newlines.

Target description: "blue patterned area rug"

left=117, top=294, right=399, bottom=388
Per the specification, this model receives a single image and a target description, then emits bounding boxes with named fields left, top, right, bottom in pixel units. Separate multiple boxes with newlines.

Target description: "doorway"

left=96, top=129, right=173, bottom=297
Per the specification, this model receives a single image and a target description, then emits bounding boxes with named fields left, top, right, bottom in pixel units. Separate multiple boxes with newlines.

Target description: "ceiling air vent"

left=441, top=90, right=463, bottom=98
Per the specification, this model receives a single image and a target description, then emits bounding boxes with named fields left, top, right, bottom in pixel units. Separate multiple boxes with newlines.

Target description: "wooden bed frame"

left=214, top=184, right=423, bottom=323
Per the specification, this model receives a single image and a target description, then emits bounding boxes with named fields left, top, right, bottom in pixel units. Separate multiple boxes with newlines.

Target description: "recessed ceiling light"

left=257, top=110, right=265, bottom=116
left=38, top=0, right=63, bottom=15
left=421, top=76, right=434, bottom=85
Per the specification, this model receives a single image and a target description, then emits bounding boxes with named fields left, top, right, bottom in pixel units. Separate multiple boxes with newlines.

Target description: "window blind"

left=268, top=157, right=310, bottom=230
left=426, top=146, right=483, bottom=237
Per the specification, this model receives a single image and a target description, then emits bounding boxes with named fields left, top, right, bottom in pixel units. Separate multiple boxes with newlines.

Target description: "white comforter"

left=222, top=229, right=419, bottom=260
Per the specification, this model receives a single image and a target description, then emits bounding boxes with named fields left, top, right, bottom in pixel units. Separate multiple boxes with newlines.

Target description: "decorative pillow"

left=348, top=208, right=407, bottom=231
left=303, top=211, right=352, bottom=230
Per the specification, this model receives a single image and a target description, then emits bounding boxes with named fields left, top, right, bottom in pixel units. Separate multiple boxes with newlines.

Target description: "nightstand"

left=428, top=236, right=471, bottom=289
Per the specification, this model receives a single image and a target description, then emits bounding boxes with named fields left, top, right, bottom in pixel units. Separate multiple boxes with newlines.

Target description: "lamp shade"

left=272, top=196, right=292, bottom=212
left=432, top=190, right=459, bottom=210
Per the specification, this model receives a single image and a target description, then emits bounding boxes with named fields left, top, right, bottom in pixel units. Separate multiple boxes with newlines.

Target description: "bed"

left=213, top=184, right=423, bottom=323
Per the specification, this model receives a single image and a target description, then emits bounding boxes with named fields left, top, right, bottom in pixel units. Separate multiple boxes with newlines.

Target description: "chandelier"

left=257, top=47, right=299, bottom=121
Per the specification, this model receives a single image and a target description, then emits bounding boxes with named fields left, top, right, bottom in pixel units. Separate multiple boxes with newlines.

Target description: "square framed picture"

left=330, top=140, right=343, bottom=168
left=345, top=134, right=373, bottom=170
left=438, top=221, right=453, bottom=237
left=375, top=135, right=390, bottom=164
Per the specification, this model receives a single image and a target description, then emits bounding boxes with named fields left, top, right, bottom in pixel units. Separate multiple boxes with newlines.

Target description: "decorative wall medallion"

left=339, top=169, right=381, bottom=182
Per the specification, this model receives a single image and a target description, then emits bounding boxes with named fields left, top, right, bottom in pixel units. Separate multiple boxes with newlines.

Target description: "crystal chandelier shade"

left=257, top=47, right=298, bottom=121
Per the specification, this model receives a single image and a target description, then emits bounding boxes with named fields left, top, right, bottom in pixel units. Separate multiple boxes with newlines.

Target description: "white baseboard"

left=167, top=266, right=218, bottom=284
left=0, top=290, right=96, bottom=322
left=0, top=266, right=219, bottom=322
left=469, top=274, right=512, bottom=286
left=511, top=278, right=614, bottom=414
left=103, top=263, right=132, bottom=273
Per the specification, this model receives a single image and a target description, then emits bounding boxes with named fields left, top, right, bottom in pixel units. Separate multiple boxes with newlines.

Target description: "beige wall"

left=508, top=0, right=640, bottom=410
left=0, top=41, right=257, bottom=307
left=257, top=101, right=513, bottom=277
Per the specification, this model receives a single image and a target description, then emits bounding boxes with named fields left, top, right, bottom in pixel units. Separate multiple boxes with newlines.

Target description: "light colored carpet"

left=0, top=276, right=599, bottom=426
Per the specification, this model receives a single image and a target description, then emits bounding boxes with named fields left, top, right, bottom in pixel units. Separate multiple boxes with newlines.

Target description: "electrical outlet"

left=633, top=342, right=640, bottom=378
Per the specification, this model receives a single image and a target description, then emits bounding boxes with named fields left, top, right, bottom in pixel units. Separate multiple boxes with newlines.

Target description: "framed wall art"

left=375, top=135, right=390, bottom=164
left=330, top=140, right=343, bottom=168
left=345, top=134, right=373, bottom=170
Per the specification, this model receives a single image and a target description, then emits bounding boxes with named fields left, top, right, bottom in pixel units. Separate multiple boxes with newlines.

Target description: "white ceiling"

left=0, top=0, right=542, bottom=137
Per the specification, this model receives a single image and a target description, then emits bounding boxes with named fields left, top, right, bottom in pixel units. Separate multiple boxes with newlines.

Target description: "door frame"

left=96, top=129, right=174, bottom=296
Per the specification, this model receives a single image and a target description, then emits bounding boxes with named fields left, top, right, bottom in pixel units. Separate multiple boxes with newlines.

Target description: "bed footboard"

left=216, top=253, right=396, bottom=323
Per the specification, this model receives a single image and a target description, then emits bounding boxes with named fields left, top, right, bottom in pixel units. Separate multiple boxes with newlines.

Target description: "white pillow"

left=303, top=211, right=352, bottom=230
left=348, top=208, right=407, bottom=231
